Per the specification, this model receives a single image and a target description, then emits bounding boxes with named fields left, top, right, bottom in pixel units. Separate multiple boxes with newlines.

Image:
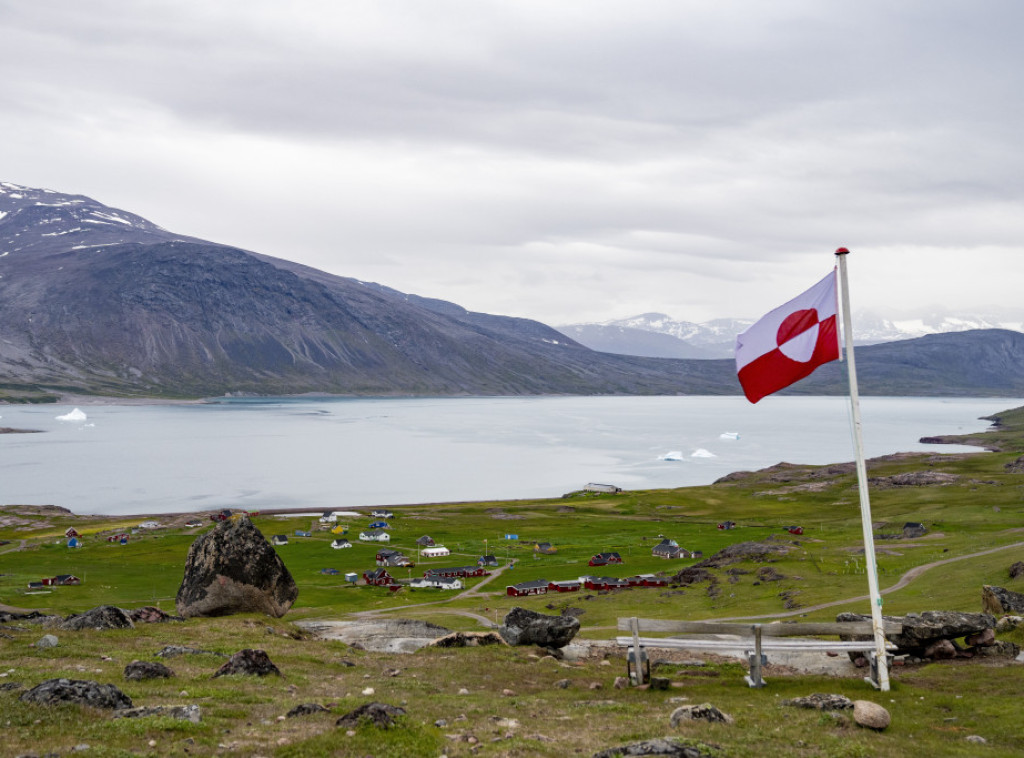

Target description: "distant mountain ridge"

left=559, top=310, right=1024, bottom=360
left=2, top=180, right=1024, bottom=401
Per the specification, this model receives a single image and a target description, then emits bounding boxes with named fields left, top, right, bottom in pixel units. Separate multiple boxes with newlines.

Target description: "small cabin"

left=589, top=552, right=623, bottom=567
left=363, top=568, right=395, bottom=586
left=331, top=538, right=352, bottom=549
left=506, top=579, right=549, bottom=597
left=65, top=528, right=79, bottom=538
left=533, top=542, right=557, bottom=555
left=410, top=576, right=463, bottom=590
left=478, top=554, right=499, bottom=567
left=359, top=528, right=390, bottom=543
left=272, top=535, right=289, bottom=546
left=416, top=535, right=436, bottom=547
left=421, top=546, right=450, bottom=558
left=371, top=509, right=394, bottom=519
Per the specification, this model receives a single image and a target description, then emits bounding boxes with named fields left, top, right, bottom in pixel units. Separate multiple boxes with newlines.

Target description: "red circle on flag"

left=776, top=309, right=820, bottom=363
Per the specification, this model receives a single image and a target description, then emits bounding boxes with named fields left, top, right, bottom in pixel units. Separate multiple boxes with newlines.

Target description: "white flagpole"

left=835, top=247, right=890, bottom=691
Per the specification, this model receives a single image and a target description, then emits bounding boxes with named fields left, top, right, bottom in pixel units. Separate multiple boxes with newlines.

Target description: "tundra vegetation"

left=1, top=406, right=1024, bottom=756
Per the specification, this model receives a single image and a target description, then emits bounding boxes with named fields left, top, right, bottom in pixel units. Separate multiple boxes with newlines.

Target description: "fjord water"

left=0, top=396, right=1015, bottom=516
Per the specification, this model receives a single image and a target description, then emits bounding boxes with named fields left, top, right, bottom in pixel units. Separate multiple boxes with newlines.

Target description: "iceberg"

left=659, top=451, right=684, bottom=461
left=719, top=432, right=740, bottom=440
left=56, top=408, right=88, bottom=422
left=691, top=448, right=716, bottom=458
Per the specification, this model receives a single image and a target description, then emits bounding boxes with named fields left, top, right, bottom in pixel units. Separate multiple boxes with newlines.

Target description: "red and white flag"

left=735, top=270, right=840, bottom=403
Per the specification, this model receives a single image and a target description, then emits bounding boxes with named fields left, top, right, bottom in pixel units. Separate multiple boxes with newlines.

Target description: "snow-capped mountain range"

left=558, top=310, right=1024, bottom=360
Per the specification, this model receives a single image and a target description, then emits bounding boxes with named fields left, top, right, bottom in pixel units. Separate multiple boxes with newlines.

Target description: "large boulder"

left=59, top=605, right=134, bottom=631
left=982, top=585, right=1024, bottom=615
left=175, top=516, right=298, bottom=618
left=837, top=610, right=995, bottom=654
left=499, top=607, right=580, bottom=648
left=20, top=678, right=132, bottom=710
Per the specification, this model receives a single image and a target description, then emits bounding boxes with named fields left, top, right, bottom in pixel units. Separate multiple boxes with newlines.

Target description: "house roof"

left=511, top=579, right=550, bottom=590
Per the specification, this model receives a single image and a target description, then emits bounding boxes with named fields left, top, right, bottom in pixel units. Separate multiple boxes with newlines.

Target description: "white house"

left=420, top=546, right=450, bottom=558
left=319, top=511, right=337, bottom=524
left=359, top=528, right=390, bottom=543
left=331, top=538, right=352, bottom=549
left=410, top=576, right=462, bottom=590
left=137, top=521, right=160, bottom=529
left=371, top=509, right=394, bottom=519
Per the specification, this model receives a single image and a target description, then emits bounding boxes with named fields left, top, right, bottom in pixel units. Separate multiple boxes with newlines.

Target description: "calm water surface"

left=0, top=396, right=1016, bottom=516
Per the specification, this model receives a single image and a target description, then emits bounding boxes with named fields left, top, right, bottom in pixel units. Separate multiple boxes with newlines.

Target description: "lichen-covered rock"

left=212, top=648, right=281, bottom=677
left=853, top=700, right=890, bottom=730
left=175, top=516, right=298, bottom=618
left=782, top=693, right=854, bottom=710
left=983, top=585, right=1024, bottom=615
left=837, top=610, right=995, bottom=653
left=499, top=607, right=580, bottom=648
left=59, top=605, right=134, bottom=631
left=335, top=702, right=406, bottom=729
left=287, top=703, right=328, bottom=718
left=20, top=678, right=132, bottom=710
left=124, top=660, right=174, bottom=680
left=114, top=705, right=201, bottom=722
left=669, top=703, right=733, bottom=725
left=592, top=738, right=718, bottom=758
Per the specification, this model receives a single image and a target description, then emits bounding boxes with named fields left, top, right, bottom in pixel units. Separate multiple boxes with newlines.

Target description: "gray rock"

left=335, top=702, right=406, bottom=729
left=428, top=631, right=506, bottom=648
left=20, top=678, right=132, bottom=710
left=852, top=700, right=890, bottom=730
left=782, top=693, right=854, bottom=710
left=36, top=634, right=58, bottom=649
left=669, top=703, right=733, bottom=725
left=923, top=639, right=957, bottom=660
left=175, top=516, right=298, bottom=618
left=156, top=645, right=225, bottom=658
left=212, top=649, right=281, bottom=677
left=123, top=660, right=174, bottom=680
left=127, top=606, right=184, bottom=624
left=592, top=738, right=718, bottom=757
left=966, top=628, right=995, bottom=647
left=982, top=585, right=1024, bottom=615
left=973, top=639, right=1021, bottom=658
left=1008, top=561, right=1024, bottom=579
left=837, top=610, right=995, bottom=653
left=113, top=705, right=201, bottom=722
left=966, top=735, right=987, bottom=744
left=995, top=615, right=1023, bottom=632
left=59, top=606, right=134, bottom=631
left=499, top=607, right=580, bottom=649
left=286, top=703, right=328, bottom=718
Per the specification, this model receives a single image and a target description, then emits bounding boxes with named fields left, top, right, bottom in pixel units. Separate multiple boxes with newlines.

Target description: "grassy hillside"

left=2, top=405, right=1024, bottom=756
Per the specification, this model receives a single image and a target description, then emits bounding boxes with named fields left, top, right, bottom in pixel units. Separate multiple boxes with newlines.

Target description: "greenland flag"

left=735, top=270, right=840, bottom=403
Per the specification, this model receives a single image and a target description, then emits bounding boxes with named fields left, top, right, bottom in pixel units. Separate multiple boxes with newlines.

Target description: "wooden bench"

left=616, top=617, right=901, bottom=689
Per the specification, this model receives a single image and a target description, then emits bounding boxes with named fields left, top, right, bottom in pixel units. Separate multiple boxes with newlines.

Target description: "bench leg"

left=627, top=647, right=650, bottom=685
left=744, top=650, right=767, bottom=688
left=865, top=652, right=893, bottom=690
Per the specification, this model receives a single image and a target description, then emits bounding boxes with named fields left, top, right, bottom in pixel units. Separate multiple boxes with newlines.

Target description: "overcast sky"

left=2, top=1, right=1022, bottom=326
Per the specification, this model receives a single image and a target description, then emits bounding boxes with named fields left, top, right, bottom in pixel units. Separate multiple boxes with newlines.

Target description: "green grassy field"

left=2, top=404, right=1024, bottom=756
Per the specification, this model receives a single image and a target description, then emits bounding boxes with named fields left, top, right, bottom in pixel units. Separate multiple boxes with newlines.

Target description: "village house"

left=588, top=551, right=623, bottom=567
left=137, top=521, right=160, bottom=530
left=506, top=579, right=549, bottom=597
left=533, top=542, right=557, bottom=555
left=371, top=509, right=394, bottom=519
left=64, top=528, right=79, bottom=538
left=331, top=538, right=352, bottom=549
left=211, top=509, right=232, bottom=522
left=359, top=528, right=390, bottom=543
left=106, top=533, right=129, bottom=544
left=420, top=546, right=450, bottom=558
left=319, top=511, right=337, bottom=523
left=651, top=538, right=690, bottom=559
left=272, top=535, right=289, bottom=546
left=184, top=519, right=203, bottom=528
left=415, top=535, right=436, bottom=547
left=478, top=554, right=499, bottom=567
left=423, top=565, right=489, bottom=579
left=363, top=568, right=395, bottom=586
left=410, top=576, right=462, bottom=590
left=376, top=548, right=414, bottom=567
left=583, top=576, right=631, bottom=591
left=331, top=524, right=349, bottom=535
left=548, top=579, right=581, bottom=592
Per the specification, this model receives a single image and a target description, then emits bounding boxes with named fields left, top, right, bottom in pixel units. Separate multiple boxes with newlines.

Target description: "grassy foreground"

left=2, top=405, right=1024, bottom=756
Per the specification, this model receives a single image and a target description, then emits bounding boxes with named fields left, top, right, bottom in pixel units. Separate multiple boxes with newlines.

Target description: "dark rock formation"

left=1009, top=561, right=1024, bottom=579
left=869, top=472, right=958, bottom=488
left=175, top=516, right=298, bottom=618
left=287, top=703, right=329, bottom=718
left=837, top=610, right=996, bottom=655
left=59, top=605, right=134, bottom=631
left=128, top=606, right=184, bottom=623
left=982, top=585, right=1024, bottom=615
left=212, top=649, right=281, bottom=678
left=123, top=661, right=174, bottom=680
left=1005, top=455, right=1024, bottom=473
left=692, top=541, right=790, bottom=569
left=20, top=678, right=132, bottom=710
left=499, top=607, right=580, bottom=648
left=335, top=702, right=406, bottom=729
left=428, top=631, right=507, bottom=648
left=672, top=567, right=717, bottom=585
left=592, top=738, right=718, bottom=757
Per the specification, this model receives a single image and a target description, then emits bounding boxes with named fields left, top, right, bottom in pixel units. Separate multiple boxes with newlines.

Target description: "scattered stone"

left=852, top=700, right=890, bottom=730
left=435, top=718, right=448, bottom=727
left=458, top=688, right=470, bottom=695
left=286, top=703, right=328, bottom=718
left=502, top=688, right=515, bottom=696
left=996, top=615, right=1023, bottom=633
left=36, top=634, right=58, bottom=649
left=966, top=735, right=987, bottom=744
left=589, top=682, right=603, bottom=690
left=124, top=660, right=174, bottom=680
left=212, top=649, right=281, bottom=678
left=114, top=705, right=201, bottom=723
left=555, top=678, right=571, bottom=689
left=20, top=678, right=132, bottom=710
left=650, top=677, right=670, bottom=690
left=1004, top=455, right=1024, bottom=473
left=362, top=687, right=375, bottom=696
left=669, top=703, right=733, bottom=726
left=128, top=606, right=184, bottom=623
left=782, top=693, right=854, bottom=710
left=972, top=640, right=1021, bottom=658
left=335, top=702, right=406, bottom=729
left=0, top=681, right=23, bottom=691
left=614, top=676, right=629, bottom=689
left=592, top=737, right=718, bottom=758
left=499, top=607, right=580, bottom=648
left=156, top=645, right=225, bottom=658
left=59, top=606, right=134, bottom=632
left=755, top=566, right=784, bottom=582
left=429, top=631, right=506, bottom=648
left=982, top=585, right=1024, bottom=615
left=175, top=515, right=298, bottom=618
left=1009, top=561, right=1024, bottom=579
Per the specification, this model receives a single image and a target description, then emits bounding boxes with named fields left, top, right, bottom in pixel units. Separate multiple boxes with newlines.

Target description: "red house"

left=588, top=552, right=623, bottom=567
left=363, top=568, right=395, bottom=586
left=424, top=566, right=489, bottom=579
left=506, top=579, right=549, bottom=597
left=548, top=580, right=581, bottom=592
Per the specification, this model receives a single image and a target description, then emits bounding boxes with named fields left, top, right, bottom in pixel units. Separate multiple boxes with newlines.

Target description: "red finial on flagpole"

left=835, top=247, right=850, bottom=255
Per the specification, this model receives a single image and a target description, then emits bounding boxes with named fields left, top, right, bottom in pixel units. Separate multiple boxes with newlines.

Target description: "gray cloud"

left=1, top=0, right=1022, bottom=324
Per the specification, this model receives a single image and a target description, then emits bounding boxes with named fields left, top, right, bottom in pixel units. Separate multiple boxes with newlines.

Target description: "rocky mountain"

left=560, top=310, right=1024, bottom=360
left=0, top=182, right=733, bottom=399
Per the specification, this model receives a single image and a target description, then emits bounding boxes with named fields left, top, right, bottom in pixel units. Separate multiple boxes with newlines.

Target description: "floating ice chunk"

left=56, top=408, right=87, bottom=422
left=719, top=432, right=740, bottom=440
left=691, top=448, right=716, bottom=458
left=659, top=451, right=684, bottom=461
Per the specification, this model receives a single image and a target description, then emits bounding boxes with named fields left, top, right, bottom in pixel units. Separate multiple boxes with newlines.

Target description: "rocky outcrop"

left=59, top=605, right=134, bottom=631
left=128, top=606, right=184, bottom=624
left=1009, top=562, right=1024, bottom=579
left=1004, top=455, right=1024, bottom=473
left=428, top=631, right=506, bottom=648
left=175, top=516, right=298, bottom=618
left=669, top=703, right=733, bottom=725
left=982, top=585, right=1024, bottom=615
left=336, top=702, right=406, bottom=729
left=499, top=607, right=580, bottom=649
left=20, top=678, right=132, bottom=710
left=837, top=610, right=996, bottom=657
left=213, top=649, right=281, bottom=677
left=123, top=661, right=174, bottom=680
left=114, top=705, right=201, bottom=722
left=692, top=541, right=791, bottom=569
left=782, top=693, right=854, bottom=710
left=592, top=738, right=719, bottom=758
